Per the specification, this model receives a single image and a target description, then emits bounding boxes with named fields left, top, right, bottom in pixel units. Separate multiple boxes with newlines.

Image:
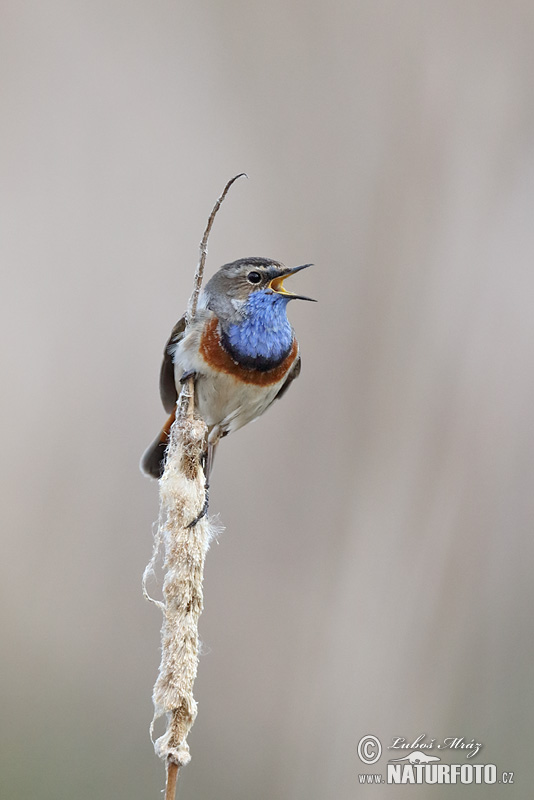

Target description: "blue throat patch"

left=221, top=290, right=294, bottom=371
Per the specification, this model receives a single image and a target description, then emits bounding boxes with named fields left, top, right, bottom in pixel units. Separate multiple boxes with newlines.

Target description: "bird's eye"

left=247, top=271, right=262, bottom=284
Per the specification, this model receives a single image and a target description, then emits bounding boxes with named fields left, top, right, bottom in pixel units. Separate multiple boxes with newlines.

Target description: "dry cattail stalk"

left=143, top=175, right=246, bottom=798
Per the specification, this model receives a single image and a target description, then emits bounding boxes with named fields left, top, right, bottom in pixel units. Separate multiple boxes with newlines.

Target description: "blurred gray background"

left=2, top=2, right=533, bottom=798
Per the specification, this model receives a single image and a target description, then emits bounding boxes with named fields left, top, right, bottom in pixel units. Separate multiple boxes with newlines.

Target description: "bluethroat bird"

left=141, top=257, right=315, bottom=482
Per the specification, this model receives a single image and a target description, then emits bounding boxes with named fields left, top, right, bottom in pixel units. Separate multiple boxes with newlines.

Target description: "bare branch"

left=186, top=173, right=247, bottom=324
left=165, top=761, right=179, bottom=800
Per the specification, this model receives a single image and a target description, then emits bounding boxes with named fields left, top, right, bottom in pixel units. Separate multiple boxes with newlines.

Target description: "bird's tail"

left=140, top=411, right=218, bottom=481
left=139, top=409, right=176, bottom=479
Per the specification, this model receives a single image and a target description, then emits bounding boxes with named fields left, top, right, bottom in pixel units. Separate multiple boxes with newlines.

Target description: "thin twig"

left=181, top=173, right=247, bottom=421
left=186, top=173, right=247, bottom=324
left=165, top=761, right=179, bottom=800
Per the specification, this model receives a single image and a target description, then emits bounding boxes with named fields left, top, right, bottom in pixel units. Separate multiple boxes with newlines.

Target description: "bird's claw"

left=180, top=369, right=197, bottom=384
left=186, top=485, right=210, bottom=528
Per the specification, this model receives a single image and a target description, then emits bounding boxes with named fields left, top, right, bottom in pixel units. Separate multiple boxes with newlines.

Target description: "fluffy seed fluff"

left=143, top=414, right=216, bottom=767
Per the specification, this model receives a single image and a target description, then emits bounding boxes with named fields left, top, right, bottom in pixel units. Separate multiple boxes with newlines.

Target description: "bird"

left=140, top=257, right=315, bottom=483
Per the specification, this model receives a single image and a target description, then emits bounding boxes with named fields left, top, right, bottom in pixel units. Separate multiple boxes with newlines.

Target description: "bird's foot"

left=186, top=483, right=210, bottom=528
left=180, top=369, right=197, bottom=384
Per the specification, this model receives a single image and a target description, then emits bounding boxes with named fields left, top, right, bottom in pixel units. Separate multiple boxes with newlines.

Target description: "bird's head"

left=203, top=257, right=315, bottom=321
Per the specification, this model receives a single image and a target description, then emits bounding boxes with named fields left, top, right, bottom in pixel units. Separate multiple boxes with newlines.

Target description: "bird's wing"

left=275, top=353, right=301, bottom=401
left=159, top=315, right=186, bottom=413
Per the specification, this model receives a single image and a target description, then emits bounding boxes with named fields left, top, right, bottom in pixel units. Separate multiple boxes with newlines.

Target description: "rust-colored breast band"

left=199, top=317, right=298, bottom=386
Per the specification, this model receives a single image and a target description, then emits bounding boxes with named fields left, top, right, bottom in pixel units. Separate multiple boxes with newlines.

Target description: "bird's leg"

left=186, top=438, right=219, bottom=528
left=186, top=453, right=210, bottom=529
left=204, top=440, right=218, bottom=484
left=186, top=490, right=209, bottom=528
left=180, top=369, right=197, bottom=384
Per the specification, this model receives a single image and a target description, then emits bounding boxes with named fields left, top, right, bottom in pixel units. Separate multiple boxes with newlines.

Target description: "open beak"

left=268, top=263, right=316, bottom=301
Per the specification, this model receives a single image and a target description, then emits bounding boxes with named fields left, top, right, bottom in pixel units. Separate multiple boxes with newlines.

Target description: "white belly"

left=196, top=370, right=283, bottom=440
